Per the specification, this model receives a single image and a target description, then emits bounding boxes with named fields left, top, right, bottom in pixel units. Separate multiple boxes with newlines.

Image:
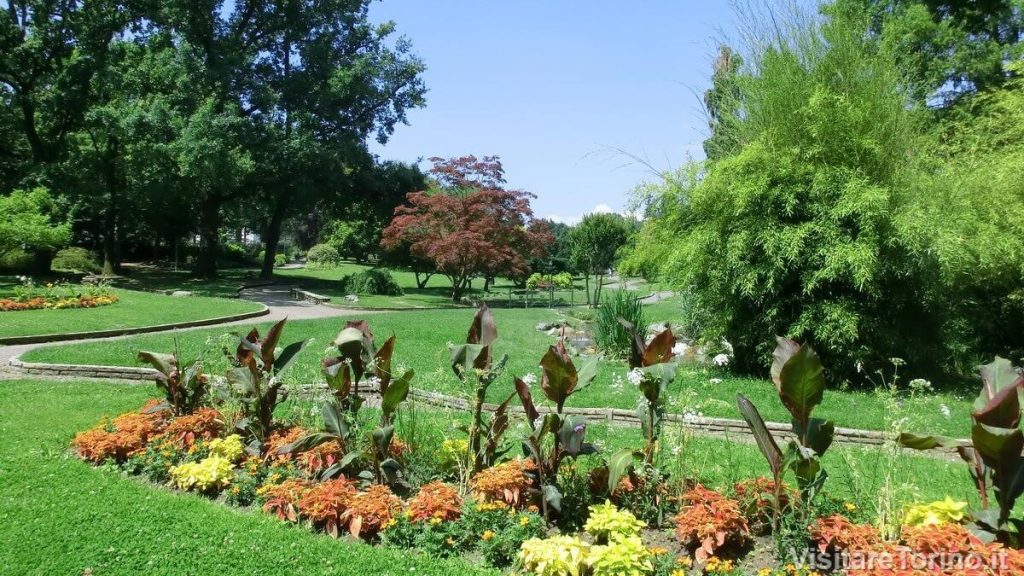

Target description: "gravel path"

left=0, top=285, right=372, bottom=374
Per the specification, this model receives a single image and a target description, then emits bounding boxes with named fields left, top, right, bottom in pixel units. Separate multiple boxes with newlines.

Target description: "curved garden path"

left=0, top=285, right=369, bottom=375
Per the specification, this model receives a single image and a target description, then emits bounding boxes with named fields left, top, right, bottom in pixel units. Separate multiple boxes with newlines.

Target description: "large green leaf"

left=450, top=343, right=487, bottom=379
left=898, top=432, right=966, bottom=451
left=274, top=339, right=309, bottom=377
left=374, top=335, right=396, bottom=393
left=972, top=422, right=1024, bottom=521
left=540, top=340, right=577, bottom=407
left=380, top=370, right=413, bottom=418
left=136, top=351, right=176, bottom=379
left=793, top=417, right=835, bottom=457
left=279, top=432, right=335, bottom=455
left=607, top=449, right=640, bottom=494
left=466, top=304, right=497, bottom=347
left=322, top=401, right=348, bottom=438
left=515, top=376, right=539, bottom=423
left=973, top=357, right=1023, bottom=428
left=616, top=317, right=646, bottom=369
left=642, top=328, right=675, bottom=367
left=737, top=393, right=783, bottom=477
left=778, top=343, right=825, bottom=426
left=770, top=336, right=801, bottom=388
left=261, top=318, right=287, bottom=369
left=226, top=365, right=257, bottom=395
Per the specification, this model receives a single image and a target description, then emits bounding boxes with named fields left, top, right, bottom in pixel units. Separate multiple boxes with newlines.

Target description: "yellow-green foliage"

left=584, top=500, right=646, bottom=541
left=903, top=497, right=968, bottom=527
left=517, top=535, right=590, bottom=576
left=207, top=434, right=245, bottom=463
left=586, top=533, right=653, bottom=576
left=169, top=455, right=234, bottom=492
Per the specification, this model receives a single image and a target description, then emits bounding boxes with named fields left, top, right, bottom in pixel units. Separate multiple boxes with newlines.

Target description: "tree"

left=841, top=0, right=1024, bottom=106
left=568, top=213, right=629, bottom=307
left=0, top=187, right=69, bottom=260
left=703, top=45, right=744, bottom=161
left=381, top=160, right=551, bottom=301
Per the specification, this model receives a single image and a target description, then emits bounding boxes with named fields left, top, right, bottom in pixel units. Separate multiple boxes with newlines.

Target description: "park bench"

left=290, top=287, right=331, bottom=304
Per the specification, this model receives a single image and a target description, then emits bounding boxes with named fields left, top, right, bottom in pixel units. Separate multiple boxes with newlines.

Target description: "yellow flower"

left=758, top=568, right=773, bottom=576
left=670, top=571, right=686, bottom=576
left=785, top=564, right=797, bottom=573
left=481, top=530, right=495, bottom=541
left=677, top=556, right=694, bottom=567
left=519, top=515, right=531, bottom=527
left=649, top=546, right=669, bottom=556
left=429, top=517, right=442, bottom=526
left=844, top=502, right=857, bottom=512
left=382, top=518, right=397, bottom=530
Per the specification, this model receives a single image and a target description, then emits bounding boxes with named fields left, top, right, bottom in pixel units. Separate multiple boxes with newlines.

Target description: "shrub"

left=516, top=535, right=590, bottom=576
left=586, top=533, right=654, bottom=576
left=339, top=268, right=403, bottom=296
left=298, top=477, right=358, bottom=537
left=902, top=497, right=968, bottom=528
left=207, top=435, right=245, bottom=463
left=342, top=484, right=403, bottom=539
left=406, top=481, right=462, bottom=523
left=160, top=408, right=224, bottom=448
left=595, top=288, right=644, bottom=358
left=169, top=455, right=234, bottom=492
left=583, top=500, right=646, bottom=543
left=732, top=477, right=797, bottom=531
left=51, top=247, right=99, bottom=273
left=306, top=243, right=342, bottom=267
left=258, top=478, right=314, bottom=522
left=470, top=458, right=536, bottom=509
left=72, top=427, right=146, bottom=463
left=274, top=253, right=287, bottom=267
left=673, top=485, right=750, bottom=561
left=459, top=501, right=545, bottom=567
left=809, top=515, right=879, bottom=554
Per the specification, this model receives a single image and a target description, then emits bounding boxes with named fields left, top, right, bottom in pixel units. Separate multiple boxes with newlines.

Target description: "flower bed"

left=68, top=310, right=1024, bottom=575
left=1, top=277, right=118, bottom=311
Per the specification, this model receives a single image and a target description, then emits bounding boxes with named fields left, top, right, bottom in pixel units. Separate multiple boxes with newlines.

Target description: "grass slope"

left=22, top=308, right=972, bottom=437
left=0, top=379, right=496, bottom=576
left=0, top=288, right=264, bottom=339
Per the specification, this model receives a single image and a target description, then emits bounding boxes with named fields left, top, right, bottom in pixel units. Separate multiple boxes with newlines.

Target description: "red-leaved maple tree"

left=381, top=156, right=553, bottom=301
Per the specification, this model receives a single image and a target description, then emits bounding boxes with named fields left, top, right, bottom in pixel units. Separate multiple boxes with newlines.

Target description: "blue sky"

left=368, top=0, right=738, bottom=224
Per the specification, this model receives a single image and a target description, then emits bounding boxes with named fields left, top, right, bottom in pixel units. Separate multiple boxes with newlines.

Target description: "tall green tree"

left=0, top=187, right=69, bottom=260
left=703, top=45, right=744, bottom=161
left=569, top=213, right=630, bottom=307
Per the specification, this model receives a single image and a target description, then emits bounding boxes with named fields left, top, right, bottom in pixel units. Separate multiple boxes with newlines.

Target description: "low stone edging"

left=0, top=304, right=270, bottom=346
left=8, top=358, right=959, bottom=453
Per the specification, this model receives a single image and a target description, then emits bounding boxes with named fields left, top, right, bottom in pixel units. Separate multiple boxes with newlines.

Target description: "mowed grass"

left=275, top=264, right=596, bottom=309
left=0, top=379, right=496, bottom=576
left=0, top=288, right=265, bottom=339
left=22, top=308, right=974, bottom=437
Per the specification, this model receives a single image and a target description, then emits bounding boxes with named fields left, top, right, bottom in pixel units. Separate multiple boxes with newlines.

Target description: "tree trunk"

left=260, top=198, right=287, bottom=279
left=101, top=139, right=121, bottom=276
left=584, top=273, right=591, bottom=306
left=450, top=275, right=467, bottom=301
left=194, top=195, right=221, bottom=279
left=593, top=273, right=604, bottom=307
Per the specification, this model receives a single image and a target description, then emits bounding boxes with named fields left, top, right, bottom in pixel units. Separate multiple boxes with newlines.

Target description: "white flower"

left=532, top=416, right=545, bottom=430
left=345, top=294, right=359, bottom=302
left=521, top=373, right=537, bottom=387
left=682, top=409, right=703, bottom=423
left=627, top=368, right=644, bottom=387
left=670, top=446, right=681, bottom=456
left=365, top=375, right=382, bottom=389
left=709, top=378, right=722, bottom=385
left=939, top=404, right=951, bottom=418
left=712, top=353, right=730, bottom=367
left=609, top=374, right=624, bottom=392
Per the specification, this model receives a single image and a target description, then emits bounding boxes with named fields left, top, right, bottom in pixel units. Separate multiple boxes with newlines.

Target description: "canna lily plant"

left=515, top=338, right=598, bottom=520
left=282, top=320, right=413, bottom=486
left=898, top=356, right=1024, bottom=544
left=450, top=304, right=511, bottom=474
left=617, top=318, right=677, bottom=464
left=137, top=346, right=208, bottom=416
left=736, top=337, right=835, bottom=530
left=224, top=318, right=309, bottom=449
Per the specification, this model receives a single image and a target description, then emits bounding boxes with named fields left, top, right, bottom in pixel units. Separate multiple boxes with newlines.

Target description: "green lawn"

left=22, top=308, right=973, bottom=437
left=0, top=288, right=265, bottom=339
left=0, top=379, right=496, bottom=576
left=275, top=263, right=604, bottom=309
left=0, top=377, right=981, bottom=576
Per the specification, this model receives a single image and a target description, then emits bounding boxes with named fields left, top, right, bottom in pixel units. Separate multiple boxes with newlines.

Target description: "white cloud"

left=545, top=203, right=621, bottom=226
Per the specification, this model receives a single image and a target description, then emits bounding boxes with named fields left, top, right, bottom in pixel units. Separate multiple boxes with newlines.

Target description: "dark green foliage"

left=595, top=289, right=645, bottom=358
left=569, top=213, right=631, bottom=307
left=136, top=350, right=208, bottom=416
left=340, top=268, right=404, bottom=296
left=51, top=247, right=100, bottom=274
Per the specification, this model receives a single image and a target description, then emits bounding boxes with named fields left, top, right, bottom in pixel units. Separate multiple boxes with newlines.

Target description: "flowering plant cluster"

left=1, top=279, right=118, bottom=311
left=583, top=500, right=647, bottom=543
left=674, top=485, right=750, bottom=561
left=469, top=458, right=536, bottom=508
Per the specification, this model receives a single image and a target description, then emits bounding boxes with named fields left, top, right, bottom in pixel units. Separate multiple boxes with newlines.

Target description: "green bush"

left=306, top=243, right=342, bottom=267
left=340, top=268, right=403, bottom=296
left=51, top=247, right=100, bottom=274
left=595, top=289, right=644, bottom=358
left=274, top=253, right=287, bottom=267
